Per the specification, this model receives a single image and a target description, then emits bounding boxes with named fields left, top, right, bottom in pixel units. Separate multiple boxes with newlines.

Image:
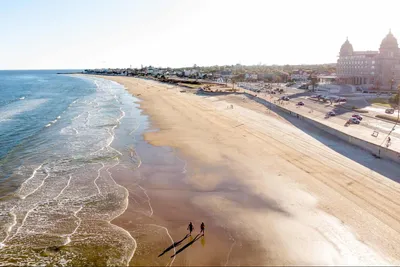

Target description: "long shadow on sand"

left=245, top=94, right=400, bottom=183
left=170, top=234, right=202, bottom=258
left=158, top=234, right=189, bottom=257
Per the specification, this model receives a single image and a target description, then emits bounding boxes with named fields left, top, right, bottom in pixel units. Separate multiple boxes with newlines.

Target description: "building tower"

left=339, top=37, right=354, bottom=57
left=378, top=30, right=400, bottom=90
left=337, top=37, right=354, bottom=84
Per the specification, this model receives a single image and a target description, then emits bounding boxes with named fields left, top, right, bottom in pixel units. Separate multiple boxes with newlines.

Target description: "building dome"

left=340, top=38, right=353, bottom=56
left=380, top=30, right=398, bottom=51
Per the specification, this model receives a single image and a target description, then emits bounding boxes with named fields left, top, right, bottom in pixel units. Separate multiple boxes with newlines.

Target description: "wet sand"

left=99, top=76, right=400, bottom=266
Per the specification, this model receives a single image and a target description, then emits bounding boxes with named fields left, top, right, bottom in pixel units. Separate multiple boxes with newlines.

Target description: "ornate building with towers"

left=336, top=30, right=400, bottom=91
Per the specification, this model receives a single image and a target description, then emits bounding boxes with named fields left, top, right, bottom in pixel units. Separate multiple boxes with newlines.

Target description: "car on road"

left=385, top=108, right=395, bottom=114
left=297, top=101, right=305, bottom=106
left=352, top=114, right=363, bottom=121
left=280, top=96, right=290, bottom=101
left=349, top=117, right=361, bottom=124
left=326, top=111, right=336, bottom=117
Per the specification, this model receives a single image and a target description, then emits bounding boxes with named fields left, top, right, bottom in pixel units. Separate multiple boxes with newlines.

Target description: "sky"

left=0, top=0, right=399, bottom=70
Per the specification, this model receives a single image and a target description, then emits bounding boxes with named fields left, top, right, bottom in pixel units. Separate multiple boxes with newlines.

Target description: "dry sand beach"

left=98, top=76, right=400, bottom=265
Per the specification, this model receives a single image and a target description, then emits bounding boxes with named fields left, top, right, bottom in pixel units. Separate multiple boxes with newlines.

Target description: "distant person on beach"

left=187, top=222, right=194, bottom=236
left=200, top=222, right=205, bottom=235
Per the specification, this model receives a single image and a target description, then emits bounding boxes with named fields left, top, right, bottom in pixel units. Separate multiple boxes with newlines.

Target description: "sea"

left=0, top=70, right=147, bottom=265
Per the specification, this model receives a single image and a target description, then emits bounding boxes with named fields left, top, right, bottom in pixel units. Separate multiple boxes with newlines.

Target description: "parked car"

left=349, top=117, right=361, bottom=124
left=327, top=111, right=336, bottom=117
left=280, top=96, right=290, bottom=101
left=352, top=114, right=363, bottom=121
left=385, top=108, right=395, bottom=114
left=297, top=101, right=305, bottom=106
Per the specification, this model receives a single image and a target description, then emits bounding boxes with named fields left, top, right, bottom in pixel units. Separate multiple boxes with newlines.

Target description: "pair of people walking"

left=187, top=222, right=205, bottom=236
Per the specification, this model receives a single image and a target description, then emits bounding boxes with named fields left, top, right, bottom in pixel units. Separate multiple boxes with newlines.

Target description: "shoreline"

left=96, top=75, right=400, bottom=265
left=104, top=79, right=241, bottom=265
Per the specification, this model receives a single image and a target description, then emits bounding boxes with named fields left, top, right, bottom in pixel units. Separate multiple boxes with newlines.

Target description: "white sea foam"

left=0, top=207, right=17, bottom=247
left=148, top=224, right=176, bottom=266
left=54, top=175, right=72, bottom=200
left=0, top=77, right=139, bottom=265
left=94, top=163, right=105, bottom=195
left=18, top=164, right=44, bottom=198
left=7, top=203, right=39, bottom=242
left=137, top=185, right=153, bottom=217
left=62, top=206, right=83, bottom=245
left=21, top=170, right=50, bottom=199
left=72, top=113, right=84, bottom=121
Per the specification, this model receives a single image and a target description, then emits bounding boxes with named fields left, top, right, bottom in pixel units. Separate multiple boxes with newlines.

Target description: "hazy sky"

left=0, top=0, right=399, bottom=69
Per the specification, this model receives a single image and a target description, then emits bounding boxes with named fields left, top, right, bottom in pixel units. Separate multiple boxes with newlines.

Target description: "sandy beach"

left=98, top=76, right=400, bottom=265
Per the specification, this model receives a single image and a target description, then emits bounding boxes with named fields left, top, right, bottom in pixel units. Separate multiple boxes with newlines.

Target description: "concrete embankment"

left=244, top=92, right=400, bottom=165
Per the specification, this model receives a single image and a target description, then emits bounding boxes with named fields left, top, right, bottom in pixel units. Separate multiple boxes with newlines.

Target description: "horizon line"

left=0, top=63, right=338, bottom=71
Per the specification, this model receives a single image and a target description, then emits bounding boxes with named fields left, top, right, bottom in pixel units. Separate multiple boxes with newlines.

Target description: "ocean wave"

left=45, top=117, right=60, bottom=128
left=0, top=99, right=48, bottom=123
left=0, top=76, right=140, bottom=265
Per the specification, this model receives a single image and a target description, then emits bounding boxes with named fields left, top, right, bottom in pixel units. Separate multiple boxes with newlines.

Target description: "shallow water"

left=0, top=73, right=148, bottom=265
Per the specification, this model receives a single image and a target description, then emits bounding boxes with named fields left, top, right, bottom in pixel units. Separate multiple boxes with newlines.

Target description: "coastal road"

left=100, top=76, right=400, bottom=266
left=240, top=84, right=400, bottom=142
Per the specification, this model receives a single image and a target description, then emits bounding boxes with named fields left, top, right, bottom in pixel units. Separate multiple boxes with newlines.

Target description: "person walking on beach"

left=187, top=222, right=194, bottom=236
left=200, top=222, right=205, bottom=236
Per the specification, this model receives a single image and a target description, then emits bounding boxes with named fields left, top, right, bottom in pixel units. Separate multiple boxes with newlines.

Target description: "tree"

left=390, top=92, right=399, bottom=105
left=274, top=76, right=282, bottom=83
left=390, top=78, right=395, bottom=91
left=309, top=73, right=318, bottom=91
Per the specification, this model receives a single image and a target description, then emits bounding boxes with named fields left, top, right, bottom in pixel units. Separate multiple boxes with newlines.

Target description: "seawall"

left=243, top=92, right=400, bottom=165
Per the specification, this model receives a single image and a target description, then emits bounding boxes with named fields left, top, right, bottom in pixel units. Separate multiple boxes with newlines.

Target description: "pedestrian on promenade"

left=187, top=222, right=194, bottom=236
left=200, top=222, right=205, bottom=236
left=387, top=137, right=391, bottom=147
